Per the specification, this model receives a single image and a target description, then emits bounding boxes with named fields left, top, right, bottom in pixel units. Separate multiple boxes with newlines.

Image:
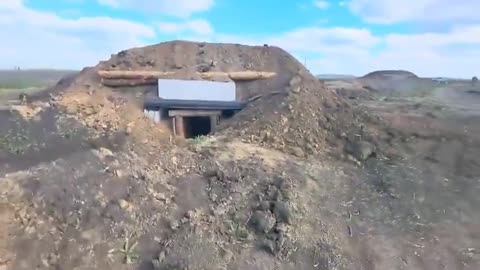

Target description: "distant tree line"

left=473, top=76, right=478, bottom=86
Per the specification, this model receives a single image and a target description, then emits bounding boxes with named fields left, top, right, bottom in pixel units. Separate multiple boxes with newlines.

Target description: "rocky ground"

left=0, top=41, right=479, bottom=270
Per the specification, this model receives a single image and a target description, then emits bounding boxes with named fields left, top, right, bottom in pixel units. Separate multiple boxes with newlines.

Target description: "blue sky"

left=0, top=0, right=479, bottom=77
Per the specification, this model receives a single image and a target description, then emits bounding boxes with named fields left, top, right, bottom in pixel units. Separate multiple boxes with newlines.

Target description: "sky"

left=0, top=0, right=479, bottom=77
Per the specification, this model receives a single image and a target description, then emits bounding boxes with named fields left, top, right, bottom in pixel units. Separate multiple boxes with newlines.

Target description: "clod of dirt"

left=248, top=210, right=276, bottom=234
left=272, top=201, right=290, bottom=224
left=220, top=248, right=234, bottom=262
left=256, top=201, right=272, bottom=212
left=350, top=141, right=375, bottom=161
left=92, top=147, right=114, bottom=160
left=65, top=104, right=78, bottom=114
left=196, top=63, right=212, bottom=72
left=260, top=229, right=286, bottom=256
left=10, top=104, right=46, bottom=120
left=272, top=176, right=285, bottom=189
left=265, top=185, right=282, bottom=201
left=289, top=146, right=305, bottom=158
left=260, top=239, right=276, bottom=255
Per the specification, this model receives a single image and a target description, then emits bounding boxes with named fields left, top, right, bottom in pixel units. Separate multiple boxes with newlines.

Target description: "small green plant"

left=226, top=220, right=249, bottom=243
left=191, top=135, right=207, bottom=145
left=0, top=133, right=30, bottom=155
left=108, top=232, right=140, bottom=264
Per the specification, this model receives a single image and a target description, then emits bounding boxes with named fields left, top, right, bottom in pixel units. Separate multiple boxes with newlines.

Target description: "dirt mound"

left=56, top=86, right=171, bottom=151
left=359, top=70, right=437, bottom=97
left=2, top=40, right=480, bottom=270
left=46, top=40, right=382, bottom=160
left=361, top=70, right=418, bottom=79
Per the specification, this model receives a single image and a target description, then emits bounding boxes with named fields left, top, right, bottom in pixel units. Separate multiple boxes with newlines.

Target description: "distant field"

left=0, top=69, right=78, bottom=107
left=0, top=69, right=77, bottom=90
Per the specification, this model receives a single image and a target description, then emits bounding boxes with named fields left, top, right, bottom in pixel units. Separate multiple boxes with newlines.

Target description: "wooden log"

left=174, top=116, right=185, bottom=138
left=210, top=115, right=218, bottom=132
left=197, top=71, right=276, bottom=81
left=97, top=70, right=174, bottom=80
left=228, top=71, right=276, bottom=80
left=198, top=72, right=231, bottom=81
left=101, top=78, right=157, bottom=87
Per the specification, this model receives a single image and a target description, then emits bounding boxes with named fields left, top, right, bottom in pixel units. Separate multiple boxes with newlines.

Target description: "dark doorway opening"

left=221, top=109, right=235, bottom=119
left=184, top=116, right=211, bottom=138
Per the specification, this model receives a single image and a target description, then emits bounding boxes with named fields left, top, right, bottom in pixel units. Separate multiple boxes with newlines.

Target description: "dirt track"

left=0, top=42, right=479, bottom=270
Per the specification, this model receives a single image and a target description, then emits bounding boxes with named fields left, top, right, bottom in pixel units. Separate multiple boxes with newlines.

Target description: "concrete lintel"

left=168, top=110, right=222, bottom=117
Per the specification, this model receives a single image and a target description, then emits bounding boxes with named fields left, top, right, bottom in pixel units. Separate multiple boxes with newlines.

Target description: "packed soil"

left=0, top=41, right=479, bottom=270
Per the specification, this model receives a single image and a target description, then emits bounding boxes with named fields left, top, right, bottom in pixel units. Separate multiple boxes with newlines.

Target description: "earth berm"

left=0, top=41, right=478, bottom=270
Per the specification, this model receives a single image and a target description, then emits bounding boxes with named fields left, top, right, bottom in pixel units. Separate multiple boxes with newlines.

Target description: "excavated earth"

left=0, top=41, right=479, bottom=270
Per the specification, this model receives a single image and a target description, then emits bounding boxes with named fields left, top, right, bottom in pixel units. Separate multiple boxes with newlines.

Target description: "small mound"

left=361, top=70, right=418, bottom=79
left=55, top=86, right=171, bottom=152
left=220, top=71, right=380, bottom=158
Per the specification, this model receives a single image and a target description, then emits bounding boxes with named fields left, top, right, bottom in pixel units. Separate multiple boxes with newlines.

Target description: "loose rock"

left=289, top=147, right=305, bottom=158
left=265, top=185, right=282, bottom=201
left=65, top=104, right=78, bottom=114
left=220, top=248, right=234, bottom=262
left=260, top=239, right=276, bottom=255
left=351, top=141, right=375, bottom=161
left=256, top=201, right=272, bottom=212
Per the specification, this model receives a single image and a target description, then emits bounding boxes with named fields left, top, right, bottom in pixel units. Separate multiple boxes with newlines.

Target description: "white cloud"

left=287, top=26, right=480, bottom=77
left=346, top=0, right=480, bottom=24
left=0, top=0, right=155, bottom=69
left=0, top=0, right=22, bottom=9
left=266, top=27, right=380, bottom=54
left=97, top=0, right=214, bottom=18
left=313, top=0, right=330, bottom=9
left=197, top=25, right=479, bottom=78
left=189, top=26, right=379, bottom=60
left=157, top=19, right=213, bottom=35
left=1, top=0, right=479, bottom=78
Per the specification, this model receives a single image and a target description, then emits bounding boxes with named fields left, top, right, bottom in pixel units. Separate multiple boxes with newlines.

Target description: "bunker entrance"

left=184, top=116, right=212, bottom=138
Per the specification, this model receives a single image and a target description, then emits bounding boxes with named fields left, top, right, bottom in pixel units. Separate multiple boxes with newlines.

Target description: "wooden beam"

left=210, top=115, right=218, bottom=132
left=101, top=78, right=157, bottom=87
left=168, top=110, right=222, bottom=117
left=98, top=70, right=174, bottom=80
left=99, top=69, right=275, bottom=81
left=174, top=116, right=185, bottom=137
left=228, top=71, right=276, bottom=80
left=197, top=71, right=276, bottom=81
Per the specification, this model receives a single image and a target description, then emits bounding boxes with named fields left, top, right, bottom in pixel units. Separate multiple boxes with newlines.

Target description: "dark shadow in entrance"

left=184, top=116, right=211, bottom=138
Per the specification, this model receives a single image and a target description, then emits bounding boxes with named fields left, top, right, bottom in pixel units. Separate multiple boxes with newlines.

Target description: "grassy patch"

left=0, top=69, right=77, bottom=90
left=108, top=232, right=140, bottom=264
left=191, top=135, right=208, bottom=144
left=0, top=132, right=31, bottom=155
left=0, top=79, right=50, bottom=90
left=0, top=118, right=39, bottom=155
left=225, top=219, right=250, bottom=243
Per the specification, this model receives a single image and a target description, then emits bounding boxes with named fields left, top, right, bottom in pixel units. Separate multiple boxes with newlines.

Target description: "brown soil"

left=0, top=41, right=479, bottom=270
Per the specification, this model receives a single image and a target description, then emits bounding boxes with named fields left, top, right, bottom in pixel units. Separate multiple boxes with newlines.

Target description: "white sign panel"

left=157, top=79, right=236, bottom=101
